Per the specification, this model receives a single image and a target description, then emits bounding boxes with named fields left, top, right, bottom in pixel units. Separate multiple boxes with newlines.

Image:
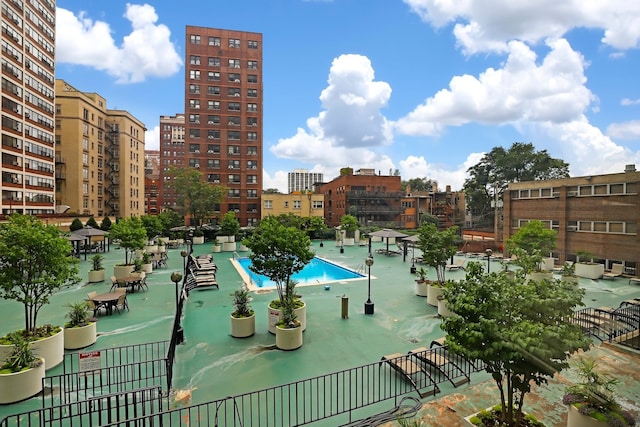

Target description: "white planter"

left=114, top=264, right=134, bottom=280
left=222, top=242, right=237, bottom=252
left=212, top=244, right=221, bottom=253
left=267, top=301, right=306, bottom=334
left=64, top=322, right=97, bottom=350
left=230, top=314, right=255, bottom=338
left=540, top=257, right=555, bottom=272
left=158, top=237, right=169, bottom=245
left=526, top=271, right=554, bottom=282
left=0, top=357, right=45, bottom=404
left=575, top=263, right=604, bottom=279
left=562, top=275, right=580, bottom=286
left=31, top=328, right=64, bottom=370
left=238, top=243, right=249, bottom=252
left=142, top=263, right=153, bottom=274
left=275, top=325, right=303, bottom=350
left=145, top=245, right=158, bottom=254
left=88, top=269, right=105, bottom=283
left=371, top=236, right=382, bottom=242
left=426, top=283, right=443, bottom=307
left=192, top=236, right=205, bottom=245
left=415, top=281, right=429, bottom=297
left=218, top=235, right=234, bottom=243
left=567, top=404, right=607, bottom=427
left=157, top=245, right=167, bottom=253
left=437, top=297, right=455, bottom=317
left=343, top=237, right=355, bottom=246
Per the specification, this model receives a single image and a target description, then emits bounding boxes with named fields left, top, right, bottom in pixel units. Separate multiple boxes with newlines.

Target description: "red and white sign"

left=79, top=351, right=101, bottom=372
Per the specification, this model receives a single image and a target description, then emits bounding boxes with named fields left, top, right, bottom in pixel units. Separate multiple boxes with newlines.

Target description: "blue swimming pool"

left=235, top=257, right=365, bottom=288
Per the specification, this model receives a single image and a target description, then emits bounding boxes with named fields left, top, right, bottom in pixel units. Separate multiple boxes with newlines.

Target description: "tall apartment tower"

left=182, top=26, right=263, bottom=227
left=1, top=0, right=57, bottom=215
left=158, top=113, right=185, bottom=209
left=288, top=169, right=324, bottom=193
left=144, top=150, right=160, bottom=215
left=55, top=80, right=146, bottom=218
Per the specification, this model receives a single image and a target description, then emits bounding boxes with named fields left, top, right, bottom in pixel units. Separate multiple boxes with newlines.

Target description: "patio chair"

left=115, top=294, right=129, bottom=313
left=602, top=264, right=624, bottom=280
left=87, top=291, right=97, bottom=300
left=85, top=298, right=104, bottom=317
left=408, top=347, right=470, bottom=387
left=379, top=353, right=439, bottom=398
left=109, top=276, right=119, bottom=292
left=446, top=259, right=466, bottom=271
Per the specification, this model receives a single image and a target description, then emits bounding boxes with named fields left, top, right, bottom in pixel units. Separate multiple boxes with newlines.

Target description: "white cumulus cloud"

left=56, top=4, right=182, bottom=83
left=606, top=120, right=640, bottom=140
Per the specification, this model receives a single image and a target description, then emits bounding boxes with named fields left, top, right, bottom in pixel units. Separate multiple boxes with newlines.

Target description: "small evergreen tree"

left=69, top=217, right=83, bottom=232
left=100, top=216, right=112, bottom=231
left=86, top=217, right=99, bottom=229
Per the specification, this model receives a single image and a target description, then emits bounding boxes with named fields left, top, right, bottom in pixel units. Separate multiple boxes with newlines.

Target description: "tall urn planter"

left=268, top=301, right=306, bottom=334
left=230, top=288, right=255, bottom=338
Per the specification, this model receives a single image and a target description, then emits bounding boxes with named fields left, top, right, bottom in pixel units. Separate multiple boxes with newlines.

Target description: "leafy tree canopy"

left=416, top=223, right=459, bottom=285
left=463, top=142, right=569, bottom=228
left=140, top=215, right=162, bottom=240
left=441, top=263, right=591, bottom=427
left=245, top=216, right=314, bottom=304
left=340, top=214, right=359, bottom=236
left=219, top=211, right=241, bottom=237
left=0, top=214, right=81, bottom=333
left=69, top=217, right=83, bottom=232
left=100, top=216, right=112, bottom=231
left=86, top=217, right=99, bottom=228
left=109, top=216, right=147, bottom=264
left=166, top=167, right=228, bottom=228
left=157, top=210, right=183, bottom=235
left=263, top=188, right=282, bottom=194
left=402, top=177, right=437, bottom=193
left=507, top=220, right=557, bottom=274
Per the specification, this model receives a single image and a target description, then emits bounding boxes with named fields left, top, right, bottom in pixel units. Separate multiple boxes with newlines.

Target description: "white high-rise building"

left=287, top=169, right=323, bottom=193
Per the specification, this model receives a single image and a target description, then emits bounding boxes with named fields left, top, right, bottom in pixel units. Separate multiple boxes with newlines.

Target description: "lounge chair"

left=379, top=353, right=439, bottom=398
left=629, top=278, right=640, bottom=285
left=446, top=259, right=466, bottom=271
left=602, top=263, right=624, bottom=280
left=408, top=347, right=470, bottom=387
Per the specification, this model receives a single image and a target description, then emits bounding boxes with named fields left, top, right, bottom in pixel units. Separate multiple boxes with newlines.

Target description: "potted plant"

left=340, top=214, right=359, bottom=246
left=416, top=223, right=459, bottom=307
left=507, top=220, right=557, bottom=282
left=63, top=301, right=97, bottom=350
left=563, top=357, right=636, bottom=427
left=275, top=287, right=303, bottom=351
left=0, top=332, right=45, bottom=404
left=212, top=238, right=222, bottom=253
left=575, top=250, right=605, bottom=280
left=466, top=405, right=546, bottom=427
left=88, top=254, right=105, bottom=283
left=414, top=267, right=429, bottom=297
left=442, top=262, right=592, bottom=427
left=219, top=212, right=240, bottom=250
left=244, top=216, right=314, bottom=349
left=0, top=214, right=80, bottom=370
left=230, top=288, right=255, bottom=338
left=109, top=217, right=146, bottom=279
left=560, top=262, right=580, bottom=285
left=141, top=251, right=153, bottom=273
left=192, top=228, right=205, bottom=245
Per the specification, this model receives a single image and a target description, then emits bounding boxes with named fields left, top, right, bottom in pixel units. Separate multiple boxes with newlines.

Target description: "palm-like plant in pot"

left=230, top=288, right=255, bottom=338
left=63, top=301, right=97, bottom=350
left=0, top=332, right=45, bottom=404
left=244, top=215, right=314, bottom=349
left=88, top=254, right=105, bottom=283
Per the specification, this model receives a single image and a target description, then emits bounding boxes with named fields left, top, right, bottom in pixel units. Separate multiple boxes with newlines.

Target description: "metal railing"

left=572, top=304, right=639, bottom=349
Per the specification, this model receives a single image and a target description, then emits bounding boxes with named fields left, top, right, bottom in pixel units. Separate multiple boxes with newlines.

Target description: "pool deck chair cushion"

left=379, top=353, right=439, bottom=398
left=408, top=347, right=470, bottom=388
left=446, top=259, right=466, bottom=271
left=602, top=263, right=624, bottom=280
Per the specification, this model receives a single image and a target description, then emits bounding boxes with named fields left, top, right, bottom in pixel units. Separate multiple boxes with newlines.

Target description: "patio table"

left=92, top=292, right=121, bottom=315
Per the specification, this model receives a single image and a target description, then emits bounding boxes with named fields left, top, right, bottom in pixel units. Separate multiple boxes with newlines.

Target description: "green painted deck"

left=1, top=240, right=639, bottom=426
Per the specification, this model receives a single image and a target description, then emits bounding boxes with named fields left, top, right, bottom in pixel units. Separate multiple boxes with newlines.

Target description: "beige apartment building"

left=55, top=80, right=146, bottom=218
left=261, top=192, right=325, bottom=219
left=1, top=0, right=57, bottom=215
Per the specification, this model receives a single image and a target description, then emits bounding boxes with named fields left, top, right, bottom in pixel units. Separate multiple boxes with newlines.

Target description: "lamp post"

left=485, top=248, right=493, bottom=273
left=364, top=255, right=374, bottom=315
left=181, top=250, right=188, bottom=277
left=410, top=245, right=416, bottom=274
left=170, top=271, right=183, bottom=310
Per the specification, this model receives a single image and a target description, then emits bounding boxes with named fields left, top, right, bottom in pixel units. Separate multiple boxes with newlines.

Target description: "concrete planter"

left=230, top=314, right=255, bottom=338
left=212, top=244, right=221, bottom=253
left=64, top=322, right=97, bottom=350
left=267, top=301, right=306, bottom=334
left=415, top=281, right=429, bottom=297
left=238, top=243, right=249, bottom=252
left=562, top=275, right=580, bottom=286
left=88, top=269, right=105, bottom=283
left=426, top=283, right=443, bottom=307
left=0, top=357, right=45, bottom=404
left=142, top=263, right=153, bottom=274
left=275, top=325, right=303, bottom=350
left=437, top=297, right=455, bottom=317
left=144, top=245, right=158, bottom=254
left=343, top=237, right=355, bottom=246
left=114, top=264, right=134, bottom=280
left=1, top=329, right=65, bottom=370
left=567, top=404, right=607, bottom=427
left=222, top=242, right=237, bottom=252
left=526, top=271, right=554, bottom=282
left=192, top=236, right=205, bottom=245
left=575, top=263, right=604, bottom=280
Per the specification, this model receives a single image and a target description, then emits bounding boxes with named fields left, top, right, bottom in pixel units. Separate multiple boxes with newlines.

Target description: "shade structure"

left=66, top=233, right=89, bottom=259
left=369, top=229, right=409, bottom=253
left=72, top=225, right=110, bottom=256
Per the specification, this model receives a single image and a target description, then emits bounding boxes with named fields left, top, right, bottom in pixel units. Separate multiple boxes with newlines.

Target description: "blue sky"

left=55, top=0, right=640, bottom=192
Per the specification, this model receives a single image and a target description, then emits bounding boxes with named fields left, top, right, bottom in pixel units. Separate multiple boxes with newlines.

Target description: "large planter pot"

left=437, top=297, right=455, bottom=317
left=114, top=264, right=134, bottom=280
left=540, top=257, right=555, bottom=272
left=158, top=237, right=169, bottom=245
left=212, top=244, right=221, bottom=253
left=144, top=245, right=158, bottom=254
left=575, top=263, right=605, bottom=280
left=526, top=271, right=554, bottom=282
left=88, top=269, right=105, bottom=283
left=464, top=407, right=540, bottom=427
left=238, top=243, right=249, bottom=252
left=415, top=281, right=429, bottom=297
left=64, top=322, right=97, bottom=350
left=343, top=237, right=355, bottom=246
left=0, top=357, right=45, bottom=404
left=192, top=236, right=205, bottom=245
left=222, top=242, right=237, bottom=252
left=562, top=275, right=580, bottom=286
left=142, top=263, right=153, bottom=274
left=567, top=404, right=607, bottom=427
left=426, top=283, right=443, bottom=307
left=230, top=314, right=256, bottom=338
left=31, top=328, right=64, bottom=370
left=371, top=236, right=382, bottom=242
left=275, top=325, right=303, bottom=350
left=267, top=301, right=306, bottom=334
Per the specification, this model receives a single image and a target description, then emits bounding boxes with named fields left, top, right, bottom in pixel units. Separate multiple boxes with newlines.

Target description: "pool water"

left=236, top=256, right=365, bottom=288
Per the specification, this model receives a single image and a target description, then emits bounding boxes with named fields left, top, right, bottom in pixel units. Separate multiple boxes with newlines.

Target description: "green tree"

left=108, top=216, right=147, bottom=264
left=463, top=142, right=569, bottom=228
left=100, top=216, right=112, bottom=231
left=69, top=217, right=83, bottom=231
left=263, top=188, right=281, bottom=194
left=245, top=216, right=314, bottom=309
left=402, top=177, right=436, bottom=193
left=85, top=217, right=99, bottom=228
left=166, top=167, right=228, bottom=229
left=219, top=211, right=241, bottom=237
left=416, top=223, right=459, bottom=285
left=305, top=216, right=327, bottom=239
left=157, top=210, right=183, bottom=235
left=507, top=220, right=557, bottom=274
left=340, top=214, right=359, bottom=238
left=140, top=215, right=162, bottom=240
left=441, top=263, right=591, bottom=427
left=0, top=214, right=81, bottom=334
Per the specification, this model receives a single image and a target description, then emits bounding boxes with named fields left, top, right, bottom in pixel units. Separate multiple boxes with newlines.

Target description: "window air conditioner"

left=567, top=225, right=578, bottom=231
left=567, top=191, right=578, bottom=197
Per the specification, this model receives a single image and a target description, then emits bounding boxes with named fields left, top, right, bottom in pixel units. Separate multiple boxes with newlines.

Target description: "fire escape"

left=432, top=192, right=461, bottom=229
left=346, top=190, right=405, bottom=228
left=104, top=123, right=119, bottom=217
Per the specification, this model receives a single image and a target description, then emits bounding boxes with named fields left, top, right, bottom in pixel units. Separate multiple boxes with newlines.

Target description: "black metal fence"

left=572, top=303, right=640, bottom=349
left=0, top=387, right=164, bottom=427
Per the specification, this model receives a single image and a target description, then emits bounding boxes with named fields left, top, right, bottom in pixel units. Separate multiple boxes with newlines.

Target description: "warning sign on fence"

left=79, top=350, right=101, bottom=372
